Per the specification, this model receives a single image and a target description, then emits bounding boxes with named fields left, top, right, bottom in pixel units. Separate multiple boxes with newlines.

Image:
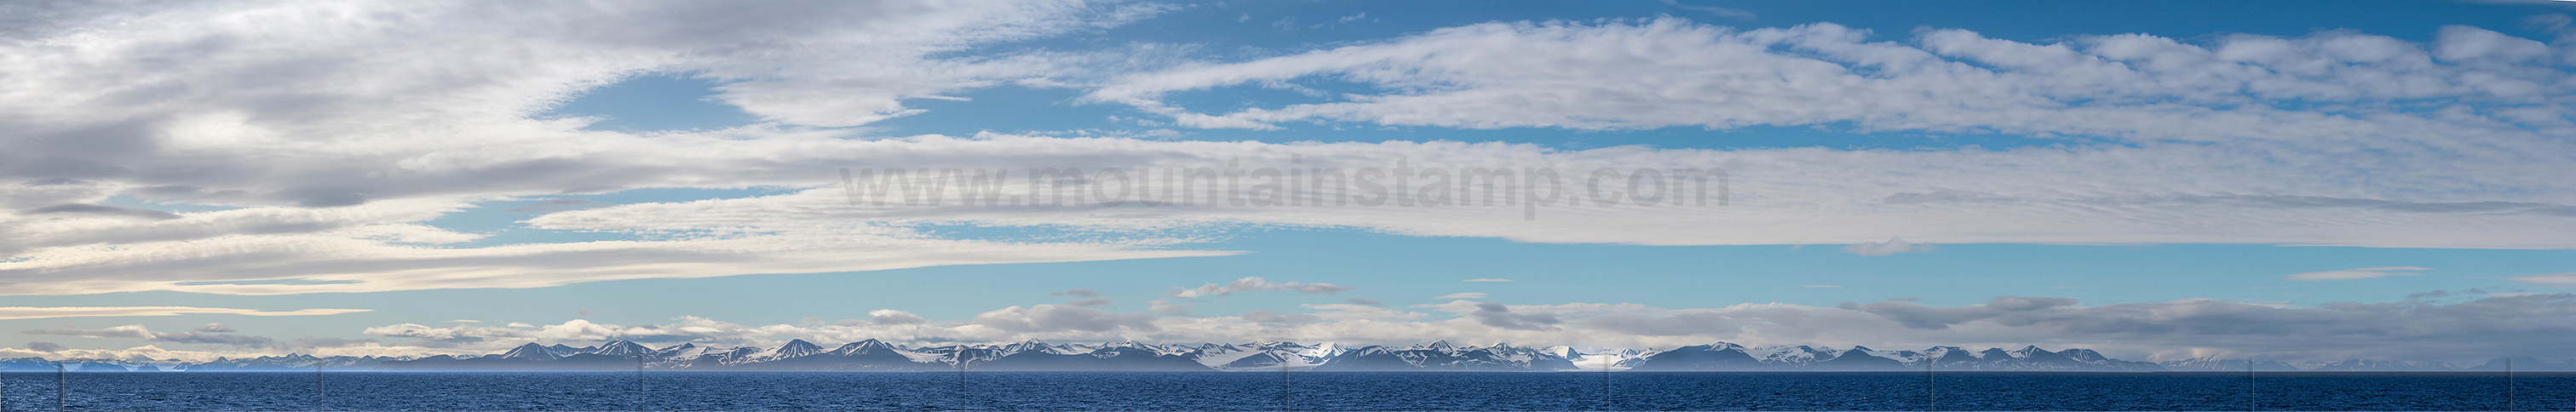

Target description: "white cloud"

left=868, top=309, right=929, bottom=325
left=17, top=323, right=356, bottom=349
left=0, top=306, right=371, bottom=320
left=968, top=305, right=1159, bottom=333
left=1240, top=309, right=1322, bottom=323
left=0, top=0, right=1205, bottom=295
left=9, top=130, right=2574, bottom=295
left=1435, top=292, right=1491, bottom=299
left=0, top=6, right=2565, bottom=300
left=1167, top=277, right=1354, bottom=298
left=1095, top=19, right=2568, bottom=134
left=1842, top=237, right=1934, bottom=256
left=2506, top=272, right=2576, bottom=285
left=2285, top=266, right=2433, bottom=281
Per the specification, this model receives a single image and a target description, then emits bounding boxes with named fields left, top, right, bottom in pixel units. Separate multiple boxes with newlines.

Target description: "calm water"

left=0, top=372, right=2567, bottom=411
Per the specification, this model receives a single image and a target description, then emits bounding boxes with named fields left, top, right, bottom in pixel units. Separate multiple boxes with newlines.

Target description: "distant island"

left=8, top=340, right=2572, bottom=372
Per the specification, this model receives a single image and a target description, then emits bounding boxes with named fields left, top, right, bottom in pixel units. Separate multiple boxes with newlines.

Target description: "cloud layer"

left=0, top=3, right=2562, bottom=309
left=0, top=306, right=371, bottom=320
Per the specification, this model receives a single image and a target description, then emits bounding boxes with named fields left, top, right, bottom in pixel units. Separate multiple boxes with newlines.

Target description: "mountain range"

left=10, top=340, right=2574, bottom=372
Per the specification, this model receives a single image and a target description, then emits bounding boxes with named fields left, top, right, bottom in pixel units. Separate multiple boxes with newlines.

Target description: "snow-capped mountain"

left=1190, top=341, right=1347, bottom=369
left=2156, top=356, right=2532, bottom=372
left=2304, top=359, right=2462, bottom=371
left=1, top=357, right=184, bottom=372
left=1314, top=341, right=1578, bottom=371
left=2159, top=356, right=2576, bottom=372
left=589, top=340, right=653, bottom=357
left=29, top=340, right=2566, bottom=373
left=2464, top=357, right=2576, bottom=371
left=1625, top=343, right=2162, bottom=371
left=496, top=342, right=563, bottom=361
left=3, top=354, right=416, bottom=372
left=2156, top=356, right=2307, bottom=371
left=185, top=354, right=411, bottom=371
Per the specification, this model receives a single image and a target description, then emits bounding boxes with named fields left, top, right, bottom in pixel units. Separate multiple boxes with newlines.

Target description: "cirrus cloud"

left=2286, top=266, right=2433, bottom=281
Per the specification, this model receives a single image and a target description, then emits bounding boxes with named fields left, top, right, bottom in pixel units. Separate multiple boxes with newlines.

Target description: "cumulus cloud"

left=0, top=306, right=370, bottom=320
left=361, top=323, right=530, bottom=347
left=2285, top=266, right=2433, bottom=281
left=362, top=318, right=791, bottom=348
left=868, top=309, right=929, bottom=325
left=1842, top=237, right=1933, bottom=256
left=1434, top=292, right=1490, bottom=300
left=1167, top=277, right=1354, bottom=298
left=1050, top=289, right=1101, bottom=297
left=969, top=305, right=1159, bottom=333
left=1344, top=298, right=1386, bottom=306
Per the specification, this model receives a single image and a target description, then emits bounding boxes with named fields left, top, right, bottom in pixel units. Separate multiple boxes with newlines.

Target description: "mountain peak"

left=498, top=342, right=560, bottom=360
left=767, top=339, right=824, bottom=358
left=593, top=340, right=652, bottom=356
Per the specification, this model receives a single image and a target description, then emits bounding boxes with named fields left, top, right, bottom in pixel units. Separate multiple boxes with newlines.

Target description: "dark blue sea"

left=2, top=372, right=2567, bottom=411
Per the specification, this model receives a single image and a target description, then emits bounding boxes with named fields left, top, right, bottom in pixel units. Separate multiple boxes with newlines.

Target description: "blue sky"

left=3, top=0, right=2573, bottom=363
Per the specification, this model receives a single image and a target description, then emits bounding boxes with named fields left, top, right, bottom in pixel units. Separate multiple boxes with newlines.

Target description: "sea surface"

left=1, top=371, right=2567, bottom=411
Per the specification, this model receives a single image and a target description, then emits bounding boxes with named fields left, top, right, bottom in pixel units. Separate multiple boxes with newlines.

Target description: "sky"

left=1, top=0, right=2573, bottom=364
